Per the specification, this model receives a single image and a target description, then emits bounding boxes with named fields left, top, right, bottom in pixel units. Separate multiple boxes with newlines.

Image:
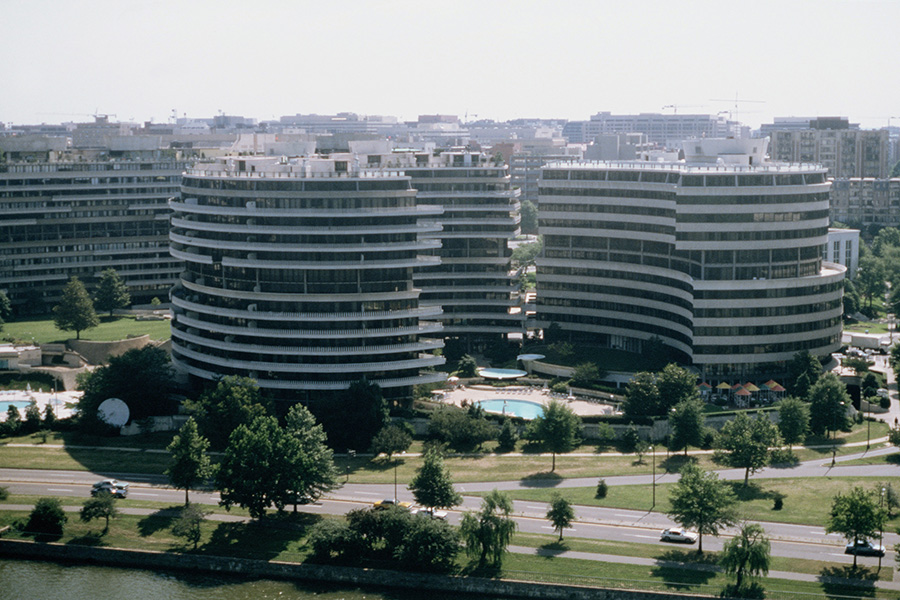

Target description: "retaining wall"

left=0, top=539, right=709, bottom=600
left=67, top=335, right=152, bottom=365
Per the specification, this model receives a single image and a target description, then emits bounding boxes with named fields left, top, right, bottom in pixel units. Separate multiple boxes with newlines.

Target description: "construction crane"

left=661, top=104, right=705, bottom=114
left=709, top=94, right=765, bottom=122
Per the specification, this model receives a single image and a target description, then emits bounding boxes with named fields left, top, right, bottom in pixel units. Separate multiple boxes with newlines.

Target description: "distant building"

left=169, top=155, right=445, bottom=402
left=829, top=178, right=900, bottom=228
left=564, top=112, right=735, bottom=147
left=825, top=228, right=859, bottom=279
left=766, top=122, right=889, bottom=178
left=537, top=137, right=842, bottom=383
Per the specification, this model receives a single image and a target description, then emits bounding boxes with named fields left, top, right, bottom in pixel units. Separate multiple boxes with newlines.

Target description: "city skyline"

left=4, top=0, right=898, bottom=130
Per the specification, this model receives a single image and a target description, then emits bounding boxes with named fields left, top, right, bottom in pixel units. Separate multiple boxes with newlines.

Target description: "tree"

left=716, top=412, right=781, bottom=486
left=656, top=364, right=699, bottom=414
left=327, top=379, right=389, bottom=451
left=23, top=402, right=42, bottom=434
left=427, top=406, right=497, bottom=452
left=786, top=350, right=821, bottom=398
left=668, top=396, right=705, bottom=456
left=571, top=362, right=605, bottom=388
left=843, top=356, right=870, bottom=376
left=519, top=200, right=538, bottom=235
left=370, top=423, right=413, bottom=458
left=26, top=497, right=67, bottom=536
left=52, top=277, right=99, bottom=339
left=808, top=373, right=850, bottom=437
left=0, top=290, right=10, bottom=331
left=94, top=268, right=130, bottom=317
left=77, top=345, right=173, bottom=430
left=457, top=354, right=478, bottom=378
left=42, top=403, right=56, bottom=430
left=546, top=493, right=575, bottom=541
left=621, top=424, right=649, bottom=462
left=4, top=405, right=21, bottom=436
left=497, top=417, right=519, bottom=452
left=777, top=396, right=810, bottom=451
left=459, top=489, right=517, bottom=566
left=165, top=417, right=212, bottom=506
left=667, top=463, right=737, bottom=554
left=621, top=371, right=660, bottom=418
left=394, top=514, right=460, bottom=572
left=409, top=448, right=462, bottom=510
left=720, top=522, right=771, bottom=593
left=511, top=235, right=542, bottom=267
left=525, top=399, right=582, bottom=471
left=171, top=504, right=209, bottom=550
left=184, top=375, right=271, bottom=450
left=843, top=279, right=861, bottom=318
left=216, top=415, right=283, bottom=519
left=856, top=254, right=886, bottom=312
left=277, top=403, right=339, bottom=510
left=826, top=486, right=888, bottom=568
left=80, top=494, right=118, bottom=533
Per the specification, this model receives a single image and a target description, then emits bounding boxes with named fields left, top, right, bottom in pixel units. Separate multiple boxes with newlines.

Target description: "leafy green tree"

left=307, top=519, right=362, bottom=562
left=777, top=396, right=810, bottom=451
left=53, top=277, right=99, bottom=339
left=546, top=493, right=575, bottom=541
left=171, top=503, right=209, bottom=550
left=394, top=514, right=460, bottom=572
left=94, top=268, right=130, bottom=317
left=511, top=235, right=542, bottom=267
left=26, top=497, right=67, bottom=536
left=410, top=448, right=462, bottom=510
left=621, top=424, right=649, bottom=462
left=4, top=405, right=21, bottom=436
left=278, top=403, right=339, bottom=510
left=0, top=290, right=10, bottom=331
left=23, top=402, right=42, bottom=434
left=525, top=399, right=582, bottom=471
left=720, top=522, right=771, bottom=593
left=857, top=254, right=886, bottom=312
left=457, top=354, right=478, bottom=378
left=656, top=364, right=699, bottom=414
left=622, top=371, right=660, bottom=418
left=497, top=417, right=519, bottom=452
left=42, top=403, right=56, bottom=430
left=861, top=372, right=880, bottom=399
left=328, top=378, right=389, bottom=451
left=843, top=279, right=861, bottom=317
left=667, top=463, right=737, bottom=554
left=216, top=415, right=283, bottom=519
left=459, top=489, right=517, bottom=566
left=786, top=350, right=821, bottom=398
left=76, top=345, right=173, bottom=429
left=184, top=375, right=271, bottom=450
left=843, top=356, right=869, bottom=376
left=80, top=494, right=117, bottom=533
left=826, top=486, right=888, bottom=568
left=370, top=423, right=413, bottom=458
left=808, top=373, right=850, bottom=437
left=571, top=362, right=605, bottom=388
left=716, top=412, right=781, bottom=486
left=668, top=396, right=706, bottom=456
left=165, top=417, right=212, bottom=506
left=519, top=201, right=538, bottom=235
left=872, top=227, right=900, bottom=256
left=427, top=406, right=497, bottom=452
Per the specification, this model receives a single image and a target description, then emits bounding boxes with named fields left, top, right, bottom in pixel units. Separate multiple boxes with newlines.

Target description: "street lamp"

left=650, top=445, right=656, bottom=509
left=346, top=449, right=356, bottom=483
left=393, top=462, right=399, bottom=502
left=831, top=401, right=845, bottom=467
left=879, top=486, right=886, bottom=572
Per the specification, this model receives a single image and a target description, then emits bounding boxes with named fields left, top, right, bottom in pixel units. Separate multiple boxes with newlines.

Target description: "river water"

left=0, top=559, right=485, bottom=600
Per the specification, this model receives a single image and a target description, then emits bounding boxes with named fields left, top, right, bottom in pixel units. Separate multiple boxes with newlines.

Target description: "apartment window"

left=832, top=241, right=840, bottom=259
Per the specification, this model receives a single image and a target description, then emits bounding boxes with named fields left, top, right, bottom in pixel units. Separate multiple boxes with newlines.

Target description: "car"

left=372, top=498, right=412, bottom=510
left=91, top=479, right=129, bottom=498
left=845, top=540, right=885, bottom=557
left=411, top=507, right=448, bottom=520
left=660, top=528, right=698, bottom=544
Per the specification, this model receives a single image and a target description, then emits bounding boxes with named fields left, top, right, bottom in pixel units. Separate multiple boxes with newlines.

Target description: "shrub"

left=881, top=396, right=891, bottom=409
left=0, top=486, right=8, bottom=501
left=595, top=479, right=608, bottom=499
left=457, top=354, right=478, bottom=378
left=551, top=381, right=569, bottom=394
left=497, top=418, right=519, bottom=452
left=772, top=493, right=784, bottom=511
left=25, top=497, right=67, bottom=536
left=307, top=519, right=362, bottom=562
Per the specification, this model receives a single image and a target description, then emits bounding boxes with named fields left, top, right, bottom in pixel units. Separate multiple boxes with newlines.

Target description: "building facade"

left=824, top=228, right=860, bottom=279
left=0, top=158, right=185, bottom=313
left=537, top=138, right=843, bottom=383
left=169, top=155, right=445, bottom=402
left=768, top=128, right=889, bottom=179
left=564, top=113, right=735, bottom=147
left=830, top=178, right=900, bottom=229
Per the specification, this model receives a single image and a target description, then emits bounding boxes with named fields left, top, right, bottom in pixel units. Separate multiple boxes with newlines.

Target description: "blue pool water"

left=477, top=399, right=545, bottom=420
left=0, top=400, right=33, bottom=416
left=477, top=368, right=528, bottom=380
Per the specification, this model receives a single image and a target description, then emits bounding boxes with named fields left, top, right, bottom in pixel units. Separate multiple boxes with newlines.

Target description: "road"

left=2, top=446, right=897, bottom=570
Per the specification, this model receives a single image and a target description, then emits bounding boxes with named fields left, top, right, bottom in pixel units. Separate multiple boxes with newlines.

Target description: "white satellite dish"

left=97, top=398, right=130, bottom=427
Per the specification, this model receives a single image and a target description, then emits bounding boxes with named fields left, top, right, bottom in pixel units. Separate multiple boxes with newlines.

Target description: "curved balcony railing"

left=169, top=231, right=440, bottom=253
left=219, top=254, right=440, bottom=271
left=170, top=217, right=441, bottom=236
left=174, top=313, right=443, bottom=339
left=179, top=277, right=422, bottom=302
left=170, top=199, right=440, bottom=219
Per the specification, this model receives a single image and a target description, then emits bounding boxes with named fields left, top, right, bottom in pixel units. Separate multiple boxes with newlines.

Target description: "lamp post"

left=346, top=449, right=356, bottom=483
left=879, top=486, right=886, bottom=571
left=650, top=445, right=656, bottom=509
left=393, top=462, right=398, bottom=502
left=831, top=401, right=844, bottom=467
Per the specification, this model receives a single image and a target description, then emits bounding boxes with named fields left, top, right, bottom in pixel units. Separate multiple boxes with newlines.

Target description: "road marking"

left=356, top=492, right=380, bottom=496
left=47, top=488, right=72, bottom=492
left=524, top=505, right=544, bottom=510
left=614, top=513, right=638, bottom=518
left=130, top=492, right=159, bottom=497
left=541, top=526, right=555, bottom=530
left=632, top=534, right=659, bottom=539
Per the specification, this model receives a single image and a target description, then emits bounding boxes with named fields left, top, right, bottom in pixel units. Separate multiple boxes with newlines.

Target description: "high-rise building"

left=169, top=155, right=446, bottom=402
left=537, top=138, right=843, bottom=383
left=767, top=126, right=889, bottom=178
left=829, top=177, right=900, bottom=229
left=0, top=146, right=185, bottom=313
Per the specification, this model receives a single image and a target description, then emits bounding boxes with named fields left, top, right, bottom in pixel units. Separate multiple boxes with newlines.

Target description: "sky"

left=3, top=0, right=899, bottom=130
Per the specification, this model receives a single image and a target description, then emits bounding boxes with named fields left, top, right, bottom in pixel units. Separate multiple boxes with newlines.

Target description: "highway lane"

left=2, top=473, right=894, bottom=570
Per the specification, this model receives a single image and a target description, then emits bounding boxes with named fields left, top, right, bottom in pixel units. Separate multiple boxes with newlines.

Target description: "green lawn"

left=2, top=315, right=171, bottom=344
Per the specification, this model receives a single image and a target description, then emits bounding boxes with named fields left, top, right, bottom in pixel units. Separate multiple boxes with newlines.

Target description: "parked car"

left=373, top=498, right=412, bottom=510
left=845, top=540, right=885, bottom=557
left=660, top=528, right=698, bottom=543
left=91, top=479, right=128, bottom=498
left=411, top=507, right=448, bottom=520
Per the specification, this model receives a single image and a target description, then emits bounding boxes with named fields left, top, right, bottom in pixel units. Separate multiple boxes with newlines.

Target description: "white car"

left=660, top=528, right=698, bottom=543
left=412, top=507, right=448, bottom=520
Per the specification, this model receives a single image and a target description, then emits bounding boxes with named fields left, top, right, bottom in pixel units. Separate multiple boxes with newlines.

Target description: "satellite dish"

left=97, top=398, right=130, bottom=427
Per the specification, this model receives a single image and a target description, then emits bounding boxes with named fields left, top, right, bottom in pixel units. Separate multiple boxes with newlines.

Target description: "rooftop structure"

left=537, top=137, right=843, bottom=383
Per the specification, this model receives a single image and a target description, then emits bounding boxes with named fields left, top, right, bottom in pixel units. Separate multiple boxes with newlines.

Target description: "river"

left=0, top=558, right=490, bottom=600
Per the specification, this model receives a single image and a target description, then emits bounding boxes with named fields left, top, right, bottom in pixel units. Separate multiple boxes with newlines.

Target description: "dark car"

left=845, top=540, right=885, bottom=557
left=91, top=479, right=128, bottom=498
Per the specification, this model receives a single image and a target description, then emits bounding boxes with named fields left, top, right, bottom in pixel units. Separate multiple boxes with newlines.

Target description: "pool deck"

left=0, top=389, right=80, bottom=421
left=437, top=384, right=615, bottom=417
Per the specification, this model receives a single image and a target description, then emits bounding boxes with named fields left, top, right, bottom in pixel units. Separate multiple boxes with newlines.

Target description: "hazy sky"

left=4, top=0, right=898, bottom=129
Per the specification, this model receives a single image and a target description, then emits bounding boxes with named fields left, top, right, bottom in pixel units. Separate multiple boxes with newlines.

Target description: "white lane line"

left=632, top=534, right=659, bottom=539
left=524, top=505, right=544, bottom=510
left=47, top=488, right=72, bottom=492
left=541, top=526, right=555, bottom=530
left=355, top=492, right=380, bottom=497
left=130, top=492, right=159, bottom=497
left=614, top=513, right=638, bottom=518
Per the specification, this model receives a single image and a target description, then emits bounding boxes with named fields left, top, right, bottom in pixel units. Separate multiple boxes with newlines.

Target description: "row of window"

left=677, top=210, right=829, bottom=224
left=541, top=297, right=692, bottom=329
left=185, top=177, right=412, bottom=193
left=695, top=299, right=842, bottom=319
left=676, top=227, right=826, bottom=242
left=540, top=219, right=675, bottom=236
left=694, top=316, right=842, bottom=338
left=540, top=186, right=675, bottom=201
left=693, top=333, right=840, bottom=356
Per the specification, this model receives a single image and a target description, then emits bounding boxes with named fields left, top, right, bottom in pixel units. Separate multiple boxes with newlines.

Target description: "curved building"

left=537, top=138, right=843, bottom=382
left=169, top=155, right=446, bottom=402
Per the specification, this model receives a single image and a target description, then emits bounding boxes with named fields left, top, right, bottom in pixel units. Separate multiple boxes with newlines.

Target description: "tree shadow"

left=29, top=531, right=64, bottom=543
left=358, top=456, right=406, bottom=474
left=886, top=454, right=900, bottom=465
left=536, top=540, right=568, bottom=556
left=195, top=516, right=313, bottom=560
left=818, top=565, right=878, bottom=598
left=726, top=481, right=774, bottom=502
left=649, top=562, right=718, bottom=588
left=768, top=450, right=800, bottom=468
left=458, top=561, right=502, bottom=578
left=659, top=454, right=695, bottom=474
left=655, top=548, right=720, bottom=567
left=67, top=531, right=105, bottom=546
left=137, top=508, right=180, bottom=537
left=519, top=471, right=564, bottom=487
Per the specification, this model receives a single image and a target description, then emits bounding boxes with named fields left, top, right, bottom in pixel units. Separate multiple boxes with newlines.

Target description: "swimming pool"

left=0, top=400, right=33, bottom=418
left=477, top=368, right=528, bottom=380
left=477, top=398, right=545, bottom=420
